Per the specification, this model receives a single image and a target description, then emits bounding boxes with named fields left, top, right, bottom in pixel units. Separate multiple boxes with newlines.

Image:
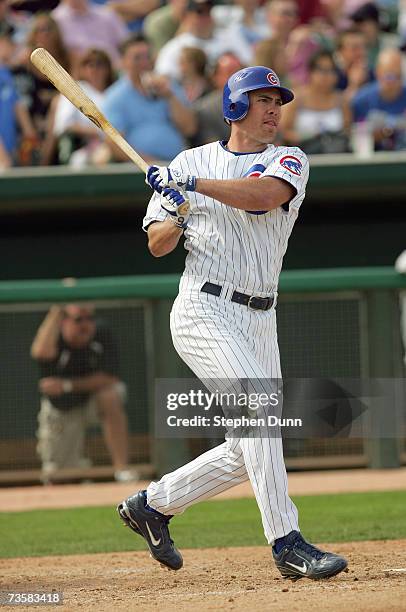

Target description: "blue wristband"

left=186, top=175, right=197, bottom=192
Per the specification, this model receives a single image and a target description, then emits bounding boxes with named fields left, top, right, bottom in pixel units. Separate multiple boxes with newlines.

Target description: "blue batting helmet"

left=223, top=66, right=294, bottom=123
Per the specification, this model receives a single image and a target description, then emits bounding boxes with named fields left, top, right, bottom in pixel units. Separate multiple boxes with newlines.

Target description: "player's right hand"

left=146, top=165, right=197, bottom=194
left=161, top=188, right=190, bottom=229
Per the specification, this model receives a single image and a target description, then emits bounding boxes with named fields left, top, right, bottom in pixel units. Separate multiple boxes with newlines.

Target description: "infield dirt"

left=1, top=540, right=406, bottom=611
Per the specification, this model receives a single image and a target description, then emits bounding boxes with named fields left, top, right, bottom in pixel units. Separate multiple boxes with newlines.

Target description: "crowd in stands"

left=0, top=0, right=405, bottom=168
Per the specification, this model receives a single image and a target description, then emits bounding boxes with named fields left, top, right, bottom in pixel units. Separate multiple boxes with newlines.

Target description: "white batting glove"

left=146, top=165, right=197, bottom=193
left=161, top=188, right=190, bottom=229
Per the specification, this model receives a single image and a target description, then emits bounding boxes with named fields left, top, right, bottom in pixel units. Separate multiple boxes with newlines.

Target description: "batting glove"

left=161, top=188, right=190, bottom=229
left=146, top=165, right=197, bottom=193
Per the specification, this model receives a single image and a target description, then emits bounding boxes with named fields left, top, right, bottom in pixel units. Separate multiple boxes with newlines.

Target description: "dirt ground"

left=1, top=469, right=406, bottom=611
left=1, top=541, right=406, bottom=611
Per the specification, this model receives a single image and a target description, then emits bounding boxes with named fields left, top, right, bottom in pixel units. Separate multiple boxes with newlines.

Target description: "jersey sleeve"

left=261, top=147, right=309, bottom=209
left=143, top=190, right=170, bottom=232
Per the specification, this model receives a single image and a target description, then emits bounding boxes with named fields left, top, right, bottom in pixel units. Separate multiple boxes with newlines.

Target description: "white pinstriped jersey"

left=143, top=141, right=309, bottom=294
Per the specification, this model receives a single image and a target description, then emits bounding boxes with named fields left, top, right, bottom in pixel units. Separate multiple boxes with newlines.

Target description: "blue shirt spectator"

left=352, top=81, right=406, bottom=122
left=0, top=65, right=19, bottom=154
left=102, top=33, right=196, bottom=163
left=103, top=76, right=186, bottom=160
left=351, top=48, right=406, bottom=151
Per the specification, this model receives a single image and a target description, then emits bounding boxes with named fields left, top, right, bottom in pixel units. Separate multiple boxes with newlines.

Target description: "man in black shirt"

left=31, top=303, right=134, bottom=482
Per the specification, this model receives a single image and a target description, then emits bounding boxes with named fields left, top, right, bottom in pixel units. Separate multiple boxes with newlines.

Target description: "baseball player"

left=118, top=66, right=348, bottom=580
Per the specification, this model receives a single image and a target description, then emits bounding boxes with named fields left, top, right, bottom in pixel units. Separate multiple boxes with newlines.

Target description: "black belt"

left=201, top=282, right=274, bottom=311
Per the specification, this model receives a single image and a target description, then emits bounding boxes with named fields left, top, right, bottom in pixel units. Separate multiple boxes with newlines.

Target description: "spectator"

left=0, top=23, right=36, bottom=167
left=351, top=47, right=406, bottom=151
left=178, top=46, right=211, bottom=102
left=0, top=0, right=16, bottom=36
left=0, top=0, right=31, bottom=47
left=334, top=28, right=373, bottom=97
left=102, top=34, right=196, bottom=162
left=143, top=0, right=188, bottom=57
left=254, top=37, right=290, bottom=86
left=212, top=0, right=268, bottom=35
left=31, top=304, right=136, bottom=483
left=13, top=13, right=69, bottom=162
left=52, top=0, right=128, bottom=70
left=265, top=0, right=323, bottom=86
left=46, top=48, right=115, bottom=165
left=155, top=0, right=252, bottom=81
left=322, top=1, right=387, bottom=29
left=191, top=51, right=242, bottom=146
left=218, top=0, right=271, bottom=58
left=285, top=24, right=322, bottom=86
left=279, top=50, right=352, bottom=153
left=295, top=0, right=326, bottom=24
left=350, top=1, right=382, bottom=69
left=266, top=0, right=299, bottom=43
left=107, top=0, right=161, bottom=33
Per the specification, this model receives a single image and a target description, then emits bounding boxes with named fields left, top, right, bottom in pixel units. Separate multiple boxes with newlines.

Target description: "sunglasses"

left=66, top=315, right=95, bottom=324
left=381, top=73, right=402, bottom=81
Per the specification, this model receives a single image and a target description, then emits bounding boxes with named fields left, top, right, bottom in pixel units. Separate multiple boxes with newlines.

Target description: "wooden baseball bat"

left=30, top=47, right=148, bottom=173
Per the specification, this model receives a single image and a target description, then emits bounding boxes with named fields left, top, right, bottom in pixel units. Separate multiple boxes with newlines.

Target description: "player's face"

left=238, top=88, right=283, bottom=145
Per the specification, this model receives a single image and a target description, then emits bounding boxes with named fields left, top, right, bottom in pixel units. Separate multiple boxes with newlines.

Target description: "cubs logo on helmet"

left=280, top=155, right=302, bottom=176
left=266, top=72, right=279, bottom=86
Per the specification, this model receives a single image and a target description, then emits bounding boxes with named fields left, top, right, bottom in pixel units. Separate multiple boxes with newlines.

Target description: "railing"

left=0, top=267, right=404, bottom=482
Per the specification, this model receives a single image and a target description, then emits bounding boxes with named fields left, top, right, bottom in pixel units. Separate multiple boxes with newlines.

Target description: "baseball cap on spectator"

left=350, top=2, right=380, bottom=25
left=350, top=1, right=392, bottom=32
left=352, top=1, right=393, bottom=34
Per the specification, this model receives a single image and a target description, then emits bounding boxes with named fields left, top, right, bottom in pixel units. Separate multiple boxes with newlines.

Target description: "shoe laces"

left=294, top=533, right=324, bottom=560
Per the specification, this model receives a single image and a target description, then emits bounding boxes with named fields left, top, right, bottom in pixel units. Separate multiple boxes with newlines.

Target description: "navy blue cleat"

left=273, top=531, right=347, bottom=580
left=117, top=491, right=183, bottom=571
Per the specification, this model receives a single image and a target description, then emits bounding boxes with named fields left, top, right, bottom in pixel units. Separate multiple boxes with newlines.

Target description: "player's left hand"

left=146, top=165, right=197, bottom=194
left=161, top=188, right=190, bottom=229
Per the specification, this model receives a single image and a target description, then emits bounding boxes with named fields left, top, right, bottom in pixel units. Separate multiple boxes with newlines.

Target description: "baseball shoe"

left=117, top=490, right=183, bottom=571
left=272, top=531, right=347, bottom=580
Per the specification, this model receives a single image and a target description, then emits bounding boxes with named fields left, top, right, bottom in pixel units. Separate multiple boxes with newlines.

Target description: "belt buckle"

left=248, top=296, right=257, bottom=310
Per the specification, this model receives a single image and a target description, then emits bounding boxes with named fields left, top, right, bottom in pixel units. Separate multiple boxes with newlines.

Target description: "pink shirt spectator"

left=52, top=0, right=128, bottom=64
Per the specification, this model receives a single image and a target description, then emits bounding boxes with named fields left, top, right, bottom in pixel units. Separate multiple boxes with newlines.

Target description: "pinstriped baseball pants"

left=147, top=277, right=299, bottom=544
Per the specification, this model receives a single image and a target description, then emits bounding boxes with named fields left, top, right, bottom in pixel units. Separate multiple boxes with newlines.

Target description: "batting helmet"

left=223, top=66, right=294, bottom=123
